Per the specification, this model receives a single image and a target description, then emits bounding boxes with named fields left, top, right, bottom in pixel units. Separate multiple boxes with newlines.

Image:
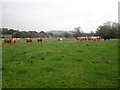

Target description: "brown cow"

left=37, top=38, right=42, bottom=43
left=3, top=38, right=12, bottom=43
left=3, top=38, right=17, bottom=43
left=25, top=38, right=32, bottom=43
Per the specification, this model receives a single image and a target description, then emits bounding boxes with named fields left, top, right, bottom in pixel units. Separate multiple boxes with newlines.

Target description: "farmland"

left=2, top=38, right=118, bottom=88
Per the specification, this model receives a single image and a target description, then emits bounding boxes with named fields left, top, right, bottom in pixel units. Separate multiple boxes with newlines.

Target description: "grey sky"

left=118, top=1, right=120, bottom=23
left=1, top=0, right=119, bottom=33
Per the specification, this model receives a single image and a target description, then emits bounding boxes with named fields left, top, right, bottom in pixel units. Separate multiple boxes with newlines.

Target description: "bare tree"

left=72, top=27, right=84, bottom=37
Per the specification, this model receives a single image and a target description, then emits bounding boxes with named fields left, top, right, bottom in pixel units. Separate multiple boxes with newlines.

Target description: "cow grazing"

left=37, top=38, right=42, bottom=43
left=96, top=36, right=101, bottom=41
left=3, top=38, right=12, bottom=43
left=25, top=38, right=32, bottom=43
left=87, top=36, right=92, bottom=41
left=75, top=36, right=87, bottom=41
left=3, top=38, right=18, bottom=43
left=88, top=36, right=101, bottom=41
left=75, top=36, right=101, bottom=41
left=103, top=37, right=110, bottom=41
left=91, top=36, right=98, bottom=41
left=79, top=37, right=85, bottom=41
left=12, top=38, right=17, bottom=43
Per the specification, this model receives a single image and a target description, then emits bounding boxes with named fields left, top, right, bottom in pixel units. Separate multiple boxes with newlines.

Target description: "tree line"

left=1, top=21, right=119, bottom=38
left=95, top=21, right=119, bottom=38
left=1, top=28, right=48, bottom=38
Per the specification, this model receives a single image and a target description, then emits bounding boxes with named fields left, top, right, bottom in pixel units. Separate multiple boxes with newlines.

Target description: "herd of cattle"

left=75, top=36, right=101, bottom=41
left=1, top=36, right=111, bottom=43
left=2, top=38, right=43, bottom=43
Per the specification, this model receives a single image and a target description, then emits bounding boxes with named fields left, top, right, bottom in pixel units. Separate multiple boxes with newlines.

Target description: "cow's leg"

left=38, top=40, right=39, bottom=43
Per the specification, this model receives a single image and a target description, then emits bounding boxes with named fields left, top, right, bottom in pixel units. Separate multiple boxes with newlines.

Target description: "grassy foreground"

left=2, top=38, right=118, bottom=88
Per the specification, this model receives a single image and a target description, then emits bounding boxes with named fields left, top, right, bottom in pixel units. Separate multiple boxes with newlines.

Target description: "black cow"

left=103, top=37, right=110, bottom=41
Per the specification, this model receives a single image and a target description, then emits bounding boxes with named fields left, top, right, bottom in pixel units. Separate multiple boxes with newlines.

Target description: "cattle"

left=88, top=36, right=101, bottom=41
left=12, top=38, right=17, bottom=43
left=37, top=38, right=42, bottom=43
left=58, top=38, right=63, bottom=41
left=75, top=36, right=101, bottom=41
left=79, top=37, right=85, bottom=41
left=25, top=38, right=32, bottom=43
left=91, top=36, right=98, bottom=41
left=96, top=36, right=101, bottom=40
left=103, top=37, right=110, bottom=41
left=17, top=38, right=20, bottom=40
left=87, top=36, right=92, bottom=41
left=3, top=38, right=12, bottom=43
left=3, top=38, right=17, bottom=43
left=2, top=39, right=4, bottom=42
left=75, top=36, right=87, bottom=41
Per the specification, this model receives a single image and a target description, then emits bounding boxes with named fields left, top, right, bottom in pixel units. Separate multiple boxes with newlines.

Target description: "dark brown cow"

left=37, top=38, right=42, bottom=43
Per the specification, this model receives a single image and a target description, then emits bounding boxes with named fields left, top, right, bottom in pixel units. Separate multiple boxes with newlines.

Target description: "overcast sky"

left=1, top=0, right=119, bottom=33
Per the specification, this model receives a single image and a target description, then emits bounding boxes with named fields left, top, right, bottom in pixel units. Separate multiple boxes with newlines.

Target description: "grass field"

left=2, top=38, right=118, bottom=88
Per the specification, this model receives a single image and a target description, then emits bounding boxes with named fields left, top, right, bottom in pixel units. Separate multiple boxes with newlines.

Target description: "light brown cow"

left=37, top=38, right=42, bottom=43
left=87, top=36, right=92, bottom=41
left=91, top=36, right=101, bottom=41
left=12, top=38, right=17, bottom=43
left=75, top=36, right=87, bottom=41
left=75, top=36, right=101, bottom=41
left=25, top=38, right=32, bottom=43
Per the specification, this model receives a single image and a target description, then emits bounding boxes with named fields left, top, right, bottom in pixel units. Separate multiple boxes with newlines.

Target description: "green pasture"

left=2, top=38, right=118, bottom=88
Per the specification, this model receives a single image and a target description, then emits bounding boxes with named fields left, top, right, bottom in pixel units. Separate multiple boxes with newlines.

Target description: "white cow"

left=58, top=38, right=63, bottom=41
